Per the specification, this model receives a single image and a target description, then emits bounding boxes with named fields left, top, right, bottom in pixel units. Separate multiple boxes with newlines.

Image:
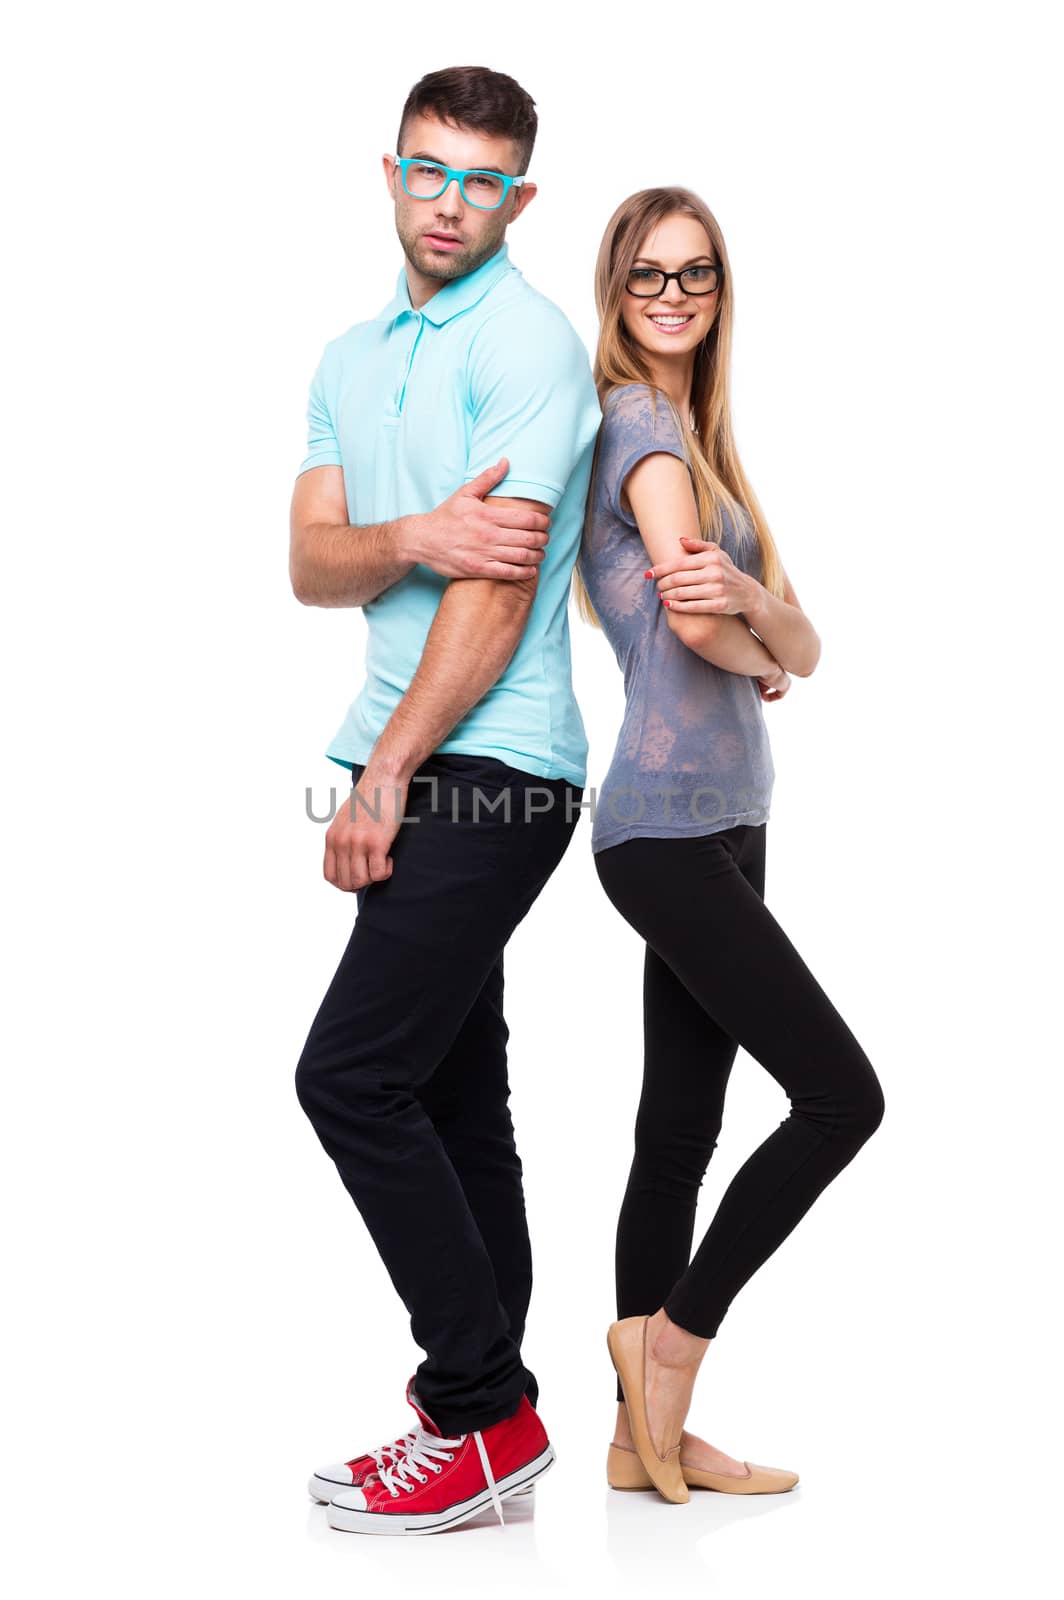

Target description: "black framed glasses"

left=626, top=265, right=721, bottom=297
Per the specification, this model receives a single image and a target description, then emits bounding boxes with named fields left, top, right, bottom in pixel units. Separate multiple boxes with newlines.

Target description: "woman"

left=576, top=188, right=886, bottom=1503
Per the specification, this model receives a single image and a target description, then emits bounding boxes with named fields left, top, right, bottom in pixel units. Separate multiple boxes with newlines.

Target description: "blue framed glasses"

left=391, top=155, right=526, bottom=211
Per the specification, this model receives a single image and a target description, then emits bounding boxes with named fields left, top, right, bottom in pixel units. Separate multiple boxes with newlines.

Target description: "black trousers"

left=295, top=752, right=583, bottom=1436
left=594, top=823, right=885, bottom=1402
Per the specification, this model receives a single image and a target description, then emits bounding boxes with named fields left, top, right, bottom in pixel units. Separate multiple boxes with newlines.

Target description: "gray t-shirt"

left=580, top=382, right=775, bottom=854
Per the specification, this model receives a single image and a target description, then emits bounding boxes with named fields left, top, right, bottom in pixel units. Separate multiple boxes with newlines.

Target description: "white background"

left=4, top=1, right=1060, bottom=1594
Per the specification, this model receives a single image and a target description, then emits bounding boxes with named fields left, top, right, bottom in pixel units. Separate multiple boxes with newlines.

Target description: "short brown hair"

left=396, top=66, right=538, bottom=175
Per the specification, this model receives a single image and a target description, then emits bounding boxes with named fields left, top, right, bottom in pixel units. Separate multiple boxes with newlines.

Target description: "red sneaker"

left=309, top=1422, right=421, bottom=1503
left=326, top=1378, right=553, bottom=1535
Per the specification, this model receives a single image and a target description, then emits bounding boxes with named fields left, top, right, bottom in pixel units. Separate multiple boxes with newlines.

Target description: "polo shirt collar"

left=374, top=241, right=512, bottom=327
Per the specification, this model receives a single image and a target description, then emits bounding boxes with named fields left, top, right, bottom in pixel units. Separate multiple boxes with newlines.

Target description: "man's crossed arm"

left=324, top=506, right=544, bottom=892
left=289, top=466, right=551, bottom=892
left=289, top=458, right=551, bottom=606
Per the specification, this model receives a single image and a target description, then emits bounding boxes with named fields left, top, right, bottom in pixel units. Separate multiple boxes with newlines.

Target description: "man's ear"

left=511, top=181, right=537, bottom=222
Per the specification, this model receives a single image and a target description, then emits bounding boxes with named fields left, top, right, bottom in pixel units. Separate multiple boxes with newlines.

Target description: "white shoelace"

left=375, top=1425, right=507, bottom=1527
left=470, top=1430, right=506, bottom=1527
left=370, top=1430, right=420, bottom=1473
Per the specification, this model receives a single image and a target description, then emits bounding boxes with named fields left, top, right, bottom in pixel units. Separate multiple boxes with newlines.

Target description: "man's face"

left=384, top=113, right=533, bottom=284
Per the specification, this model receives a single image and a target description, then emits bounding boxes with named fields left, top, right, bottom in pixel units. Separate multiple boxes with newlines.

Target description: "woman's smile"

left=646, top=312, right=695, bottom=334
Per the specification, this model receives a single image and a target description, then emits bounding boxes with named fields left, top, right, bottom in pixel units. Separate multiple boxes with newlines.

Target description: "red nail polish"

left=644, top=570, right=653, bottom=579
left=662, top=598, right=671, bottom=607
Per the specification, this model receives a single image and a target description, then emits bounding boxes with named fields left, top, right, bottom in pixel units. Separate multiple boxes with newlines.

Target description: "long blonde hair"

left=574, top=186, right=785, bottom=627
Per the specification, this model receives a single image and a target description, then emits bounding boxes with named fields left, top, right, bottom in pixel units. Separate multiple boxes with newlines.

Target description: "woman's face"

left=619, top=212, right=720, bottom=362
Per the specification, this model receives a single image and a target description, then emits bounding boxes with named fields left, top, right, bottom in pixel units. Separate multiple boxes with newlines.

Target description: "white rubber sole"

left=324, top=1444, right=554, bottom=1534
left=309, top=1471, right=536, bottom=1506
left=309, top=1473, right=354, bottom=1504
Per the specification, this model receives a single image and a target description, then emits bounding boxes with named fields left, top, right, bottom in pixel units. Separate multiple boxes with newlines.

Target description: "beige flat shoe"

left=608, top=1438, right=799, bottom=1494
left=606, top=1317, right=689, bottom=1504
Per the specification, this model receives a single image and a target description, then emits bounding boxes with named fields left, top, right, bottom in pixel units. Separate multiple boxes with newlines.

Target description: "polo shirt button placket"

left=395, top=311, right=423, bottom=417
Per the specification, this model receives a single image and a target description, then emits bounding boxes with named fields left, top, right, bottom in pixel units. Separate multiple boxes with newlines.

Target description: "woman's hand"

left=756, top=663, right=792, bottom=702
left=649, top=533, right=760, bottom=615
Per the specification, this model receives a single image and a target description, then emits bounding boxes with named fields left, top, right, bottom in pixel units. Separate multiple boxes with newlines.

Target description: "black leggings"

left=594, top=823, right=885, bottom=1401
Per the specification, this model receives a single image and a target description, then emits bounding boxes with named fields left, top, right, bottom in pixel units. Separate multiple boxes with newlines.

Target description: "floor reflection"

left=604, top=1482, right=799, bottom=1579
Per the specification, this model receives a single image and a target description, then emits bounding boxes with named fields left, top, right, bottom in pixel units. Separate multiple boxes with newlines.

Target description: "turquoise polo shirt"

left=297, top=240, right=602, bottom=785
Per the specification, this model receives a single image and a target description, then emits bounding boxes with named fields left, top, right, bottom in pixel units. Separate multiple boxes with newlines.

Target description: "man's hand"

left=649, top=533, right=760, bottom=616
left=407, top=459, right=551, bottom=580
left=324, top=764, right=409, bottom=892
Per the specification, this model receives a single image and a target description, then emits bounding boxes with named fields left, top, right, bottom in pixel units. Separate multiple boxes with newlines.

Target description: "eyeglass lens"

left=626, top=266, right=719, bottom=295
left=403, top=161, right=506, bottom=209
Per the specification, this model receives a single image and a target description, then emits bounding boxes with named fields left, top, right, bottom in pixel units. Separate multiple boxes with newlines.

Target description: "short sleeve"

left=297, top=346, right=343, bottom=476
left=463, top=303, right=603, bottom=508
left=598, top=384, right=688, bottom=522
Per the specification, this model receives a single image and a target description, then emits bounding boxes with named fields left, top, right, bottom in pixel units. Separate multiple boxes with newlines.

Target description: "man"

left=290, top=66, right=601, bottom=1536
